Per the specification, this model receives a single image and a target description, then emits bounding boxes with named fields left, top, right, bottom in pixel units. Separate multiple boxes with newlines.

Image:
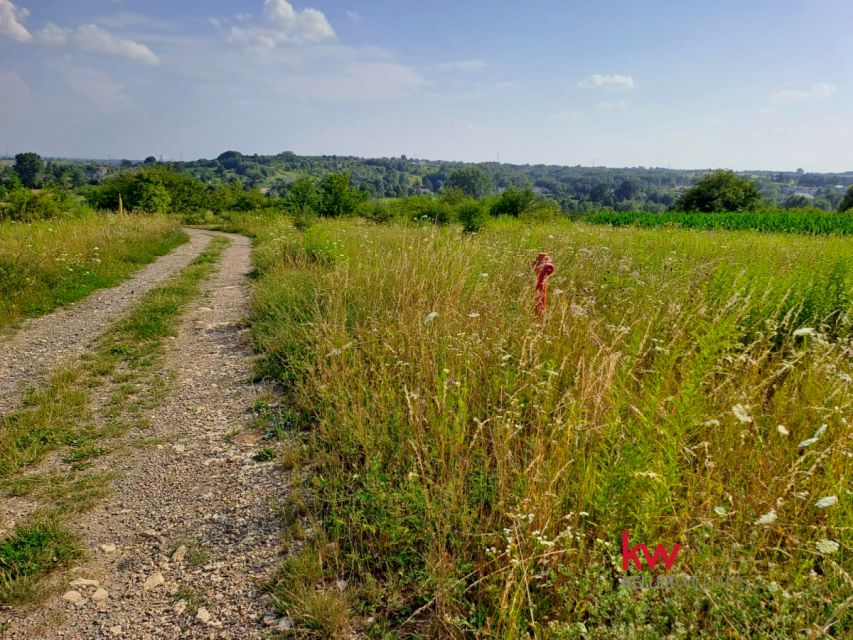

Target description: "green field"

left=0, top=213, right=186, bottom=332
left=230, top=216, right=852, bottom=638
left=586, top=209, right=853, bottom=235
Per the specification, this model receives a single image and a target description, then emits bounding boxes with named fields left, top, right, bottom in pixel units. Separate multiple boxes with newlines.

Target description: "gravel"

left=0, top=229, right=214, bottom=414
left=3, top=231, right=285, bottom=639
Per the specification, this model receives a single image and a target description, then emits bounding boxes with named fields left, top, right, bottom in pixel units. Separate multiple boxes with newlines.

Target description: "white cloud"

left=0, top=0, right=31, bottom=43
left=578, top=73, right=635, bottom=90
left=227, top=0, right=335, bottom=52
left=36, top=23, right=160, bottom=65
left=770, top=82, right=837, bottom=104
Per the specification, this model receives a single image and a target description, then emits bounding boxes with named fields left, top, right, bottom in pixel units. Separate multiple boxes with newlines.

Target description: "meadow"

left=0, top=213, right=186, bottom=332
left=228, top=215, right=852, bottom=638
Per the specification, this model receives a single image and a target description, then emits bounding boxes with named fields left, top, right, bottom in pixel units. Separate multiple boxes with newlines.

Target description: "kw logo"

left=621, top=530, right=681, bottom=571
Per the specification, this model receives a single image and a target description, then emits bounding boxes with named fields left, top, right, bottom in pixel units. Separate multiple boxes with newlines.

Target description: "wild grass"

left=0, top=237, right=228, bottom=605
left=242, top=217, right=852, bottom=638
left=0, top=211, right=186, bottom=333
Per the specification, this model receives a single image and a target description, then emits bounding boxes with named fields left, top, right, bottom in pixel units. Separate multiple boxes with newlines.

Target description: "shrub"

left=457, top=198, right=489, bottom=232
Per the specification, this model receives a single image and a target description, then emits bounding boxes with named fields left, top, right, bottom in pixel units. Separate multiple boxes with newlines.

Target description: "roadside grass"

left=238, top=216, right=851, bottom=638
left=0, top=211, right=187, bottom=333
left=0, top=236, right=229, bottom=606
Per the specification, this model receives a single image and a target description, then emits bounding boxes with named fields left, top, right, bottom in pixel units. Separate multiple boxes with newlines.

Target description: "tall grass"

left=245, top=217, right=851, bottom=638
left=0, top=212, right=186, bottom=332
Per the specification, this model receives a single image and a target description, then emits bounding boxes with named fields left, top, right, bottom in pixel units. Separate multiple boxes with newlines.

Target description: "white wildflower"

left=814, top=424, right=828, bottom=438
left=815, top=539, right=839, bottom=555
left=732, top=404, right=752, bottom=424
left=714, top=506, right=727, bottom=516
left=423, top=311, right=438, bottom=326
left=776, top=425, right=789, bottom=437
left=793, top=327, right=816, bottom=337
left=755, top=509, right=777, bottom=525
left=797, top=437, right=818, bottom=449
left=815, top=496, right=838, bottom=509
left=468, top=312, right=481, bottom=318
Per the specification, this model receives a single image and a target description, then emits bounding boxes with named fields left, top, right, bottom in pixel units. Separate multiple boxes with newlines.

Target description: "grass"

left=0, top=237, right=229, bottom=605
left=585, top=209, right=853, bottom=235
left=0, top=211, right=187, bottom=333
left=237, top=216, right=851, bottom=638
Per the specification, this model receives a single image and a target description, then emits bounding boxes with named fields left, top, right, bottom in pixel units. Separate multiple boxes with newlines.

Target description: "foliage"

left=317, top=172, right=366, bottom=217
left=445, top=166, right=494, bottom=199
left=13, top=153, right=44, bottom=189
left=490, top=186, right=536, bottom=217
left=239, top=217, right=852, bottom=637
left=840, top=186, right=853, bottom=212
left=286, top=176, right=319, bottom=213
left=673, top=170, right=764, bottom=212
left=457, top=198, right=489, bottom=232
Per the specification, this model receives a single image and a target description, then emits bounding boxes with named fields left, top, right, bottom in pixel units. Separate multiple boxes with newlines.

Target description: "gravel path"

left=0, top=229, right=213, bottom=415
left=3, top=231, right=286, bottom=639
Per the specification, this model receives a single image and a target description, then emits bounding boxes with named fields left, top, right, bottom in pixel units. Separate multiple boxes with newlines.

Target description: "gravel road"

left=0, top=229, right=214, bottom=415
left=2, top=231, right=287, bottom=639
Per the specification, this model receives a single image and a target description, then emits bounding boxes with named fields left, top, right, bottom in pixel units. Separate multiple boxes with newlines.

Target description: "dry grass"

left=242, top=216, right=851, bottom=638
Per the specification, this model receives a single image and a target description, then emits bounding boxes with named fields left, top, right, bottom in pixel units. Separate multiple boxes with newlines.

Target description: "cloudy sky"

left=1, top=0, right=851, bottom=171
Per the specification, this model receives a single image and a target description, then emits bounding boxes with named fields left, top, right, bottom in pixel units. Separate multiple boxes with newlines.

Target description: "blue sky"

left=1, top=0, right=851, bottom=170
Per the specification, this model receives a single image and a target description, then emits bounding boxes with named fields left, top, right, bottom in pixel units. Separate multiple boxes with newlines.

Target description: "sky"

left=0, top=0, right=851, bottom=171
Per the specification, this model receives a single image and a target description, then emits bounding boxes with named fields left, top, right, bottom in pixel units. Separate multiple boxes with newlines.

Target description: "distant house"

left=533, top=186, right=551, bottom=196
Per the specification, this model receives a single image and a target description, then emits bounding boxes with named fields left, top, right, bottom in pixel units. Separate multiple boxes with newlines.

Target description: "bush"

left=490, top=186, right=536, bottom=217
left=457, top=199, right=489, bottom=232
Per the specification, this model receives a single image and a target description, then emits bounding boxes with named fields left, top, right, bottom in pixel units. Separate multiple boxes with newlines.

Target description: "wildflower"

left=815, top=539, right=839, bottom=555
left=423, top=311, right=438, bottom=326
left=797, top=437, right=818, bottom=448
left=815, top=495, right=838, bottom=509
left=793, top=327, right=816, bottom=337
left=714, top=506, right=727, bottom=516
left=468, top=312, right=480, bottom=318
left=814, top=424, right=827, bottom=438
left=732, top=404, right=752, bottom=424
left=755, top=509, right=777, bottom=525
left=776, top=425, right=789, bottom=437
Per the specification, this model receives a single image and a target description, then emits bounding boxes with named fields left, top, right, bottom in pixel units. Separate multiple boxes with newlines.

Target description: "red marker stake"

left=532, top=252, right=555, bottom=316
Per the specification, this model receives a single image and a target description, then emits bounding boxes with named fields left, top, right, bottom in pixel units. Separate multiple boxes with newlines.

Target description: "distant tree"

left=490, top=187, right=536, bottom=217
left=318, top=172, right=365, bottom=217
left=445, top=167, right=493, bottom=199
left=131, top=174, right=171, bottom=213
left=782, top=194, right=812, bottom=209
left=673, top=170, right=763, bottom=212
left=840, top=186, right=853, bottom=212
left=615, top=178, right=642, bottom=201
left=144, top=156, right=157, bottom=165
left=217, top=150, right=245, bottom=173
left=14, top=152, right=44, bottom=188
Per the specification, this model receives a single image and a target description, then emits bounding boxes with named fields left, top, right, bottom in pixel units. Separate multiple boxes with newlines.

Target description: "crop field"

left=226, top=216, right=853, bottom=638
left=586, top=210, right=853, bottom=235
left=0, top=213, right=186, bottom=332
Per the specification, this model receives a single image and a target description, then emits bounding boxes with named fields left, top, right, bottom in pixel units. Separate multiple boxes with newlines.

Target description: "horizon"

left=1, top=1, right=851, bottom=171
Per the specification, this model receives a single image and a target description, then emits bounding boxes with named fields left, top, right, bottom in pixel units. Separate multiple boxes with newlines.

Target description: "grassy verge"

left=238, top=216, right=851, bottom=638
left=0, top=237, right=229, bottom=606
left=0, top=212, right=187, bottom=333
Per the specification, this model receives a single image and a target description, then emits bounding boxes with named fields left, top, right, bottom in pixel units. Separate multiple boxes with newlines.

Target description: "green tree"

left=130, top=175, right=171, bottom=213
left=490, top=187, right=536, bottom=217
left=318, top=172, right=364, bottom=217
left=445, top=167, right=493, bottom=199
left=286, top=177, right=319, bottom=212
left=14, top=152, right=44, bottom=188
left=457, top=199, right=489, bottom=232
left=840, top=186, right=853, bottom=212
left=673, top=170, right=763, bottom=212
left=144, top=156, right=157, bottom=165
left=782, top=194, right=812, bottom=209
